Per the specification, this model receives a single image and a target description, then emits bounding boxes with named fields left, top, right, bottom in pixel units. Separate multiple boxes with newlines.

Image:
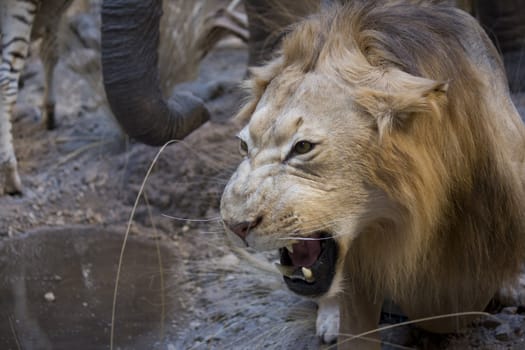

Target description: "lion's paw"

left=316, top=296, right=340, bottom=344
left=496, top=272, right=525, bottom=306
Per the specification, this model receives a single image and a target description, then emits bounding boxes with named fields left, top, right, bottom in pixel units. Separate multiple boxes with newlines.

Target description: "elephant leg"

left=476, top=0, right=525, bottom=92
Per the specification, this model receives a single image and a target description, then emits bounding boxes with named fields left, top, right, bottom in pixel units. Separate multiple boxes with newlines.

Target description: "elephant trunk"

left=101, top=0, right=209, bottom=146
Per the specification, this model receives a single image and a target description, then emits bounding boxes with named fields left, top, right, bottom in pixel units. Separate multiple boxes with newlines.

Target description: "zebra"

left=0, top=0, right=71, bottom=195
left=0, top=0, right=248, bottom=196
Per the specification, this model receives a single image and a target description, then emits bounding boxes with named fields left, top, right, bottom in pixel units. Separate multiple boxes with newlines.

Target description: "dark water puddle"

left=0, top=226, right=183, bottom=350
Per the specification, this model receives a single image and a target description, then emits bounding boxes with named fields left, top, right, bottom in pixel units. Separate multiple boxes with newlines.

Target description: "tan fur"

left=221, top=0, right=525, bottom=346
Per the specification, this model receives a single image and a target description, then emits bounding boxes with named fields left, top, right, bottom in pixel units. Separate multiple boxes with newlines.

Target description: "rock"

left=44, top=292, right=56, bottom=302
left=494, top=323, right=512, bottom=341
left=83, top=167, right=98, bottom=184
left=55, top=217, right=65, bottom=225
left=481, top=317, right=502, bottom=329
left=502, top=306, right=518, bottom=315
left=217, top=253, right=240, bottom=268
left=69, top=13, right=100, bottom=50
left=7, top=226, right=15, bottom=238
left=28, top=212, right=36, bottom=222
left=66, top=48, right=99, bottom=77
left=158, top=194, right=171, bottom=208
left=85, top=208, right=102, bottom=223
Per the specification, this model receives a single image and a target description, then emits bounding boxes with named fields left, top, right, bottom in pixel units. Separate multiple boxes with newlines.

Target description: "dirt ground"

left=1, top=6, right=525, bottom=350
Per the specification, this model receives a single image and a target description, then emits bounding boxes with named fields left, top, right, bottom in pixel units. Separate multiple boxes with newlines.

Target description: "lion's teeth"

left=301, top=267, right=312, bottom=279
left=285, top=244, right=294, bottom=254
left=275, top=263, right=315, bottom=283
left=301, top=267, right=315, bottom=282
left=275, top=263, right=295, bottom=277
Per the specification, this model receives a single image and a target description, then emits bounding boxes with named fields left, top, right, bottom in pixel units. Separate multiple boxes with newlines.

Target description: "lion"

left=220, top=1, right=525, bottom=349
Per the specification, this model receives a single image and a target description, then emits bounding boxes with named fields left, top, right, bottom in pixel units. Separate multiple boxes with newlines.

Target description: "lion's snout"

left=220, top=180, right=265, bottom=246
left=223, top=216, right=263, bottom=243
left=220, top=162, right=276, bottom=245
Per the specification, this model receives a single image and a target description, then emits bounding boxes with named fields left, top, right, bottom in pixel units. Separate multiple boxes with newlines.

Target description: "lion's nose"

left=225, top=216, right=263, bottom=240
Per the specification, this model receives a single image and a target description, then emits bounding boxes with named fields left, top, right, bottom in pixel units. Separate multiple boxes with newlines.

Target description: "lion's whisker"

left=174, top=139, right=239, bottom=172
left=161, top=213, right=222, bottom=222
left=278, top=236, right=334, bottom=241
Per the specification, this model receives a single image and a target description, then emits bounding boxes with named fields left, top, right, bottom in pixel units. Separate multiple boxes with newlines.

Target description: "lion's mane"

left=237, top=0, right=525, bottom=319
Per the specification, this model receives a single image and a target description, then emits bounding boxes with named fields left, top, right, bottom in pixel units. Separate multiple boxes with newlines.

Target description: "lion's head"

left=221, top=1, right=525, bottom=302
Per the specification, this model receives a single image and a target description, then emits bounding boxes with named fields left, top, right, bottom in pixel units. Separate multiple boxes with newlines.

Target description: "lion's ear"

left=354, top=72, right=448, bottom=138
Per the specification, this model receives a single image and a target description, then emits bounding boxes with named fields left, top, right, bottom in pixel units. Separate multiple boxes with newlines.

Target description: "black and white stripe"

left=0, top=0, right=70, bottom=194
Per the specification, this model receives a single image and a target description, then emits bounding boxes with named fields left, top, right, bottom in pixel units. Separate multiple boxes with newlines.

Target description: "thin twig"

left=110, top=140, right=178, bottom=350
left=328, top=311, right=491, bottom=349
left=144, top=192, right=166, bottom=343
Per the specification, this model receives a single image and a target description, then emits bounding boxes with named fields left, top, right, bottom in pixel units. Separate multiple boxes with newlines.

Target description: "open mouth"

left=276, top=233, right=337, bottom=297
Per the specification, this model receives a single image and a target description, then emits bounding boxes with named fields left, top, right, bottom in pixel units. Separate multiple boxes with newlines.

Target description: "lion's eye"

left=239, top=139, right=249, bottom=155
left=293, top=140, right=315, bottom=155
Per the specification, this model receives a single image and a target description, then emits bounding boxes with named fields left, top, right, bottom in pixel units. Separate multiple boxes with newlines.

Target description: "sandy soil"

left=1, top=7, right=525, bottom=350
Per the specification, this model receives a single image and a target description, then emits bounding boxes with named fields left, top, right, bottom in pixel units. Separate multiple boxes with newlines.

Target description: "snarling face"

left=220, top=68, right=383, bottom=297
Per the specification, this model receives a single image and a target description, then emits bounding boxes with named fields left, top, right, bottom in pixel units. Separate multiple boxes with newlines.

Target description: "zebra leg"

left=40, top=23, right=59, bottom=130
left=0, top=0, right=38, bottom=194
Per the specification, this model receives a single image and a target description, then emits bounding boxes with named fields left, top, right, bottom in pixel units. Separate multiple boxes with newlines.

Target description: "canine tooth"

left=286, top=244, right=294, bottom=254
left=301, top=267, right=315, bottom=282
left=301, top=267, right=312, bottom=278
left=275, top=263, right=295, bottom=277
